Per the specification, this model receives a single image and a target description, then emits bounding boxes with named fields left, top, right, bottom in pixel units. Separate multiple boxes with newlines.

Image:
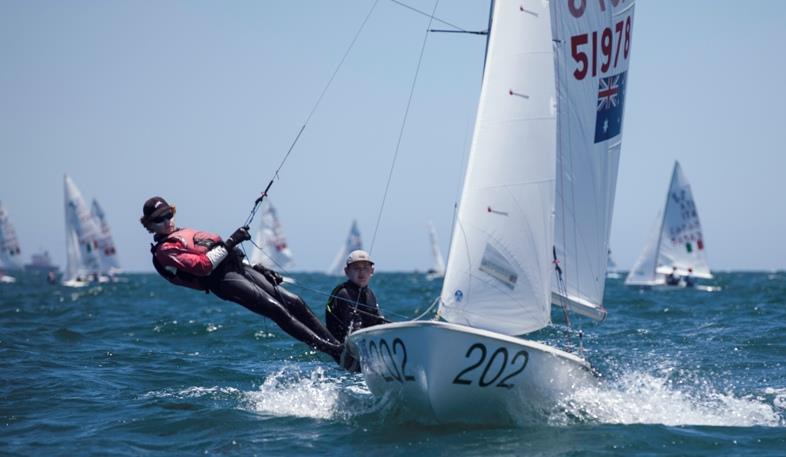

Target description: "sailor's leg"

left=243, top=265, right=340, bottom=344
left=209, top=269, right=341, bottom=358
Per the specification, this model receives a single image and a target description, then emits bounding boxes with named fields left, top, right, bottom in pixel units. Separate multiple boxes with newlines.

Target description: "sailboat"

left=63, top=175, right=105, bottom=287
left=606, top=249, right=621, bottom=279
left=625, top=161, right=714, bottom=289
left=346, top=0, right=635, bottom=423
left=250, top=199, right=294, bottom=269
left=326, top=220, right=362, bottom=276
left=425, top=221, right=446, bottom=280
left=91, top=199, right=122, bottom=277
left=0, top=201, right=23, bottom=283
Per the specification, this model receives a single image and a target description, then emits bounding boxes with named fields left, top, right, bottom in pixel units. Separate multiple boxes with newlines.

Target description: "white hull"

left=346, top=321, right=594, bottom=424
left=1, top=275, right=16, bottom=283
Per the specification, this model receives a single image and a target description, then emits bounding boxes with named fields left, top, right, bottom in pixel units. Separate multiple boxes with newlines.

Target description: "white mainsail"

left=625, top=161, right=712, bottom=285
left=426, top=221, right=446, bottom=278
left=0, top=201, right=23, bottom=271
left=91, top=199, right=121, bottom=275
left=63, top=175, right=102, bottom=283
left=326, top=220, right=362, bottom=276
left=250, top=199, right=294, bottom=270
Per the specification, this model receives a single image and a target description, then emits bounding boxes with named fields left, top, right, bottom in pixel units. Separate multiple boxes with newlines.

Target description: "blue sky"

left=1, top=0, right=784, bottom=273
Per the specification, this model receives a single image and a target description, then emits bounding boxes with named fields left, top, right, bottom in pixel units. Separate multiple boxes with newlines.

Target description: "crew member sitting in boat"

left=683, top=268, right=696, bottom=288
left=140, top=196, right=344, bottom=365
left=665, top=267, right=680, bottom=286
left=325, top=249, right=386, bottom=344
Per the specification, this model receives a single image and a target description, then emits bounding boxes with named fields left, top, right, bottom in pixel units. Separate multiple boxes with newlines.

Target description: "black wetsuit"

left=152, top=234, right=342, bottom=360
left=325, top=280, right=386, bottom=343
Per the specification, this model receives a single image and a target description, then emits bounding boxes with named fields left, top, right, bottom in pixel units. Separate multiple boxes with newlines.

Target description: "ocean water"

left=1, top=271, right=785, bottom=456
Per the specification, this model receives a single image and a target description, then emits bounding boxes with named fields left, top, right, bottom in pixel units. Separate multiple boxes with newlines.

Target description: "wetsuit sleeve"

left=155, top=240, right=214, bottom=277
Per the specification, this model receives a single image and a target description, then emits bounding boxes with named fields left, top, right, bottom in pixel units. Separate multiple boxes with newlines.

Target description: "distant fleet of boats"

left=2, top=163, right=714, bottom=291
left=0, top=175, right=122, bottom=287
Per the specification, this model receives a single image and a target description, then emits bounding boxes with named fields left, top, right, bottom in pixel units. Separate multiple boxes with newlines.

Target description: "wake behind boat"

left=347, top=0, right=635, bottom=423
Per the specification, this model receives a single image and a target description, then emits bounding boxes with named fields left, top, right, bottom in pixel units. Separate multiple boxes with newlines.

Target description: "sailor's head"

left=345, top=249, right=374, bottom=287
left=140, top=196, right=176, bottom=234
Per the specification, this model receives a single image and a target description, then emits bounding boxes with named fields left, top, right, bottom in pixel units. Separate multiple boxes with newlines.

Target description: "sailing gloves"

left=224, top=226, right=251, bottom=250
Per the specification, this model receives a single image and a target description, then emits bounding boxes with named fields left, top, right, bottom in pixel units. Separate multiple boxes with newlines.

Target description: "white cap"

left=346, top=249, right=374, bottom=266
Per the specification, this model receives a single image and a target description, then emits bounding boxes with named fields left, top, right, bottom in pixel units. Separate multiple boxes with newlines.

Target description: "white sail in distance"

left=91, top=199, right=121, bottom=275
left=626, top=161, right=711, bottom=285
left=326, top=220, right=363, bottom=276
left=0, top=201, right=23, bottom=270
left=250, top=199, right=294, bottom=270
left=63, top=175, right=102, bottom=282
left=426, top=221, right=446, bottom=278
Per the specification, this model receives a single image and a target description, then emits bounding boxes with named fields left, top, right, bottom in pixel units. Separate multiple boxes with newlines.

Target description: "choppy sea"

left=1, top=271, right=785, bottom=456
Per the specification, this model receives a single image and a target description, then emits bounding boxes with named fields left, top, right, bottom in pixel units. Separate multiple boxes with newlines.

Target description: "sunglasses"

left=150, top=212, right=174, bottom=224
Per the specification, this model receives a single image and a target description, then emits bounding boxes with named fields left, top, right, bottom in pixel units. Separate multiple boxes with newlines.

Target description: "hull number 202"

left=452, top=344, right=529, bottom=389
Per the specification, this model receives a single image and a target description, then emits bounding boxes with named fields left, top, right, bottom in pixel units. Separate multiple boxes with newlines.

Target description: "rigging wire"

left=388, top=0, right=467, bottom=32
left=368, top=0, right=441, bottom=254
left=243, top=0, right=383, bottom=228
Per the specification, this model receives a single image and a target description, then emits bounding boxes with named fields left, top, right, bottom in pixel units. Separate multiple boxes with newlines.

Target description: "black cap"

left=142, top=196, right=172, bottom=221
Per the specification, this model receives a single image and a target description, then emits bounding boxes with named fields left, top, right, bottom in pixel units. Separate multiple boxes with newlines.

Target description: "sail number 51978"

left=571, top=16, right=632, bottom=80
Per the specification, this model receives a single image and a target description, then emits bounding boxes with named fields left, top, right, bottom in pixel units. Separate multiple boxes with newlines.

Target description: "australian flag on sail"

left=594, top=71, right=627, bottom=143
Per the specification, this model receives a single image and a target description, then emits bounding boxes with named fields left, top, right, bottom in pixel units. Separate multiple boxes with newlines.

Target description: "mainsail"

left=0, top=201, right=23, bottom=270
left=250, top=199, right=294, bottom=270
left=63, top=175, right=102, bottom=282
left=439, top=0, right=634, bottom=334
left=326, top=220, right=362, bottom=276
left=625, top=161, right=712, bottom=285
left=91, top=199, right=121, bottom=275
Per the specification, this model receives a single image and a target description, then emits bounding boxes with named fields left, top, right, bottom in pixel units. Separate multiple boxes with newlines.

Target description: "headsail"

left=91, top=199, right=121, bottom=275
left=439, top=0, right=558, bottom=335
left=250, top=199, right=294, bottom=270
left=63, top=175, right=102, bottom=282
left=551, top=0, right=635, bottom=320
left=0, top=201, right=23, bottom=270
left=326, top=220, right=362, bottom=276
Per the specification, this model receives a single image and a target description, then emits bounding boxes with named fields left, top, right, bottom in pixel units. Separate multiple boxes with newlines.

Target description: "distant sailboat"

left=250, top=199, right=294, bottom=270
left=425, top=221, right=445, bottom=280
left=0, top=201, right=23, bottom=283
left=63, top=175, right=104, bottom=287
left=91, top=199, right=121, bottom=276
left=606, top=249, right=621, bottom=279
left=625, top=161, right=713, bottom=288
left=326, top=220, right=362, bottom=276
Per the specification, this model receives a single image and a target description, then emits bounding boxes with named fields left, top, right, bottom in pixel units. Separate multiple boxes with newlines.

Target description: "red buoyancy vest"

left=152, top=228, right=222, bottom=291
